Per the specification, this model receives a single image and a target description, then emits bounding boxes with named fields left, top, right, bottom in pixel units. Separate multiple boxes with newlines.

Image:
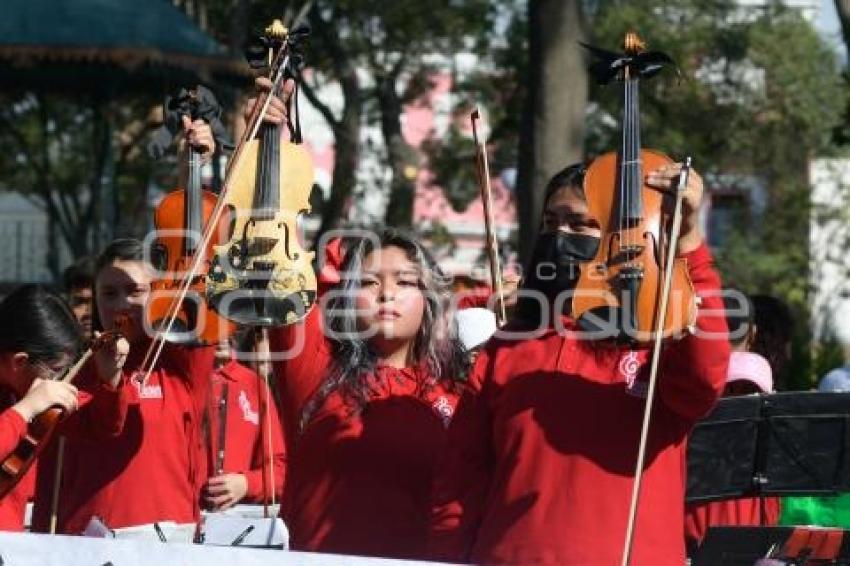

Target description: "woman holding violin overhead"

left=32, top=118, right=219, bottom=535
left=0, top=285, right=127, bottom=531
left=429, top=36, right=730, bottom=566
left=244, top=63, right=476, bottom=557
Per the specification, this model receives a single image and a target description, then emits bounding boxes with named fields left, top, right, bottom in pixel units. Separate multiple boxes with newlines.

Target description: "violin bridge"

left=619, top=244, right=644, bottom=258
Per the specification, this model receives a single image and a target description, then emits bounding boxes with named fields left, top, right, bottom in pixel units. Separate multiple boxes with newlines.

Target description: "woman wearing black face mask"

left=517, top=164, right=602, bottom=323
left=429, top=163, right=730, bottom=565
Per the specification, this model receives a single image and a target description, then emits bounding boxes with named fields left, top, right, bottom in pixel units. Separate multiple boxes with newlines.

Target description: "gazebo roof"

left=0, top=0, right=251, bottom=91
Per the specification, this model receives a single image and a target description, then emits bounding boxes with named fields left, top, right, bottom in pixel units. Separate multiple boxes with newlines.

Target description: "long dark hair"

left=0, top=285, right=82, bottom=364
left=750, top=294, right=794, bottom=390
left=515, top=163, right=587, bottom=326
left=302, top=228, right=469, bottom=427
left=92, top=238, right=147, bottom=332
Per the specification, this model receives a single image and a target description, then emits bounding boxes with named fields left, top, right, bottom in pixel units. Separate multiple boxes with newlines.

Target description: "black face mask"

left=524, top=232, right=600, bottom=298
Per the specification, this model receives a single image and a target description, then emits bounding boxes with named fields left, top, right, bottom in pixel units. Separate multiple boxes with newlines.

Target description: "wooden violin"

left=207, top=20, right=317, bottom=327
left=0, top=316, right=129, bottom=499
left=137, top=19, right=314, bottom=381
left=571, top=33, right=696, bottom=344
left=145, top=85, right=235, bottom=345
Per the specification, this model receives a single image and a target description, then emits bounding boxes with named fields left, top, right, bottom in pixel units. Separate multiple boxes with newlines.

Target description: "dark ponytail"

left=0, top=285, right=82, bottom=363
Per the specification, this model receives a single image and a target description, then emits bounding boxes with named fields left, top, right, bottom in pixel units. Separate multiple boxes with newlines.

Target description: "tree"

left=590, top=1, right=845, bottom=388
left=0, top=92, right=159, bottom=277
left=835, top=0, right=850, bottom=51
left=514, top=0, right=588, bottom=264
left=208, top=0, right=493, bottom=234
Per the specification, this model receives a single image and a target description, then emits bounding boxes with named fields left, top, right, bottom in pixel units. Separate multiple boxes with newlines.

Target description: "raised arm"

left=658, top=243, right=730, bottom=422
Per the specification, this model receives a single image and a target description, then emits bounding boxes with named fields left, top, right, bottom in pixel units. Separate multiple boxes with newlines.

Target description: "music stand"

left=688, top=392, right=850, bottom=564
left=687, top=392, right=850, bottom=503
left=692, top=526, right=850, bottom=565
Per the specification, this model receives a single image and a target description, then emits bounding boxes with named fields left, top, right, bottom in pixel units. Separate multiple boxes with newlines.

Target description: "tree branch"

left=300, top=76, right=341, bottom=130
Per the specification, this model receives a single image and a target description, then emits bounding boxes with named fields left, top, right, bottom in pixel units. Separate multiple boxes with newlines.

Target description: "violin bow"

left=471, top=107, right=507, bottom=326
left=620, top=158, right=692, bottom=566
left=254, top=328, right=276, bottom=518
left=138, top=11, right=309, bottom=382
left=48, top=435, right=66, bottom=534
left=44, top=323, right=127, bottom=532
left=215, top=381, right=228, bottom=476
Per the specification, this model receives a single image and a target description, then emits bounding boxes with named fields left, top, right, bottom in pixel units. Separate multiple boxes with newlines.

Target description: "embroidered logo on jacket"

left=619, top=351, right=641, bottom=387
left=432, top=396, right=454, bottom=427
left=239, top=390, right=259, bottom=425
left=619, top=350, right=648, bottom=398
left=131, top=378, right=163, bottom=399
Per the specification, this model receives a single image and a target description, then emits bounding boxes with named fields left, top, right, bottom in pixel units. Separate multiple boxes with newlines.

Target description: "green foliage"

left=590, top=1, right=846, bottom=388
left=0, top=92, right=160, bottom=275
left=422, top=122, right=480, bottom=212
left=421, top=0, right=527, bottom=212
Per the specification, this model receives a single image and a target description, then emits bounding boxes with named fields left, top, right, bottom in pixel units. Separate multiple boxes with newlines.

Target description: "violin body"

left=0, top=324, right=125, bottom=500
left=146, top=186, right=235, bottom=344
left=207, top=138, right=317, bottom=327
left=0, top=408, right=61, bottom=499
left=572, top=149, right=696, bottom=343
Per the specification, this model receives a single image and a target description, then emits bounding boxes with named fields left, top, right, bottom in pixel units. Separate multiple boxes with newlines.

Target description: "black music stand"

left=688, top=392, right=850, bottom=564
left=687, top=392, right=850, bottom=503
left=692, top=526, right=850, bottom=565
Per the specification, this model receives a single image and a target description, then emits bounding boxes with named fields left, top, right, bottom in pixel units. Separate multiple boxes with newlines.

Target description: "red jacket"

left=0, top=381, right=109, bottom=532
left=0, top=403, right=33, bottom=531
left=685, top=496, right=781, bottom=549
left=32, top=344, right=214, bottom=533
left=203, top=359, right=285, bottom=503
left=270, top=238, right=462, bottom=559
left=429, top=244, right=730, bottom=565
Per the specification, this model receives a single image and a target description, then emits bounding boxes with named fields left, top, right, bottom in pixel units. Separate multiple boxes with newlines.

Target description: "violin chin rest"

left=576, top=306, right=625, bottom=342
left=149, top=317, right=202, bottom=346
left=209, top=288, right=316, bottom=328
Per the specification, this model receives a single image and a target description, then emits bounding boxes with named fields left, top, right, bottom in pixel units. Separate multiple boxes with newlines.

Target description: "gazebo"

left=0, top=0, right=251, bottom=281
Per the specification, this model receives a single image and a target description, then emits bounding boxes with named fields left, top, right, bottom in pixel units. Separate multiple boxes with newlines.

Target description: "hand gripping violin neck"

left=207, top=20, right=317, bottom=327
left=145, top=85, right=235, bottom=345
left=572, top=33, right=696, bottom=345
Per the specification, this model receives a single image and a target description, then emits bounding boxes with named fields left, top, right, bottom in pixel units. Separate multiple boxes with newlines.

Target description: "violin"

left=0, top=316, right=129, bottom=499
left=145, top=86, right=235, bottom=345
left=575, top=34, right=701, bottom=566
left=571, top=33, right=696, bottom=344
left=207, top=20, right=317, bottom=327
left=137, top=19, right=314, bottom=381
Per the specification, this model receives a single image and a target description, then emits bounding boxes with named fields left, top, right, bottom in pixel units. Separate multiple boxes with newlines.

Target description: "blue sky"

left=818, top=0, right=846, bottom=58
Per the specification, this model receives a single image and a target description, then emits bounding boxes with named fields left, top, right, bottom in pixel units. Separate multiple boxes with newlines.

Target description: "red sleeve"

left=164, top=344, right=216, bottom=428
left=243, top=379, right=286, bottom=502
left=270, top=238, right=341, bottom=452
left=0, top=408, right=28, bottom=460
left=317, top=237, right=345, bottom=296
left=455, top=286, right=493, bottom=310
left=63, top=364, right=133, bottom=440
left=658, top=243, right=730, bottom=422
left=429, top=347, right=495, bottom=562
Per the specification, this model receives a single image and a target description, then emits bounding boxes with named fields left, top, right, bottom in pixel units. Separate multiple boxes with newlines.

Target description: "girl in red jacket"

left=271, top=229, right=470, bottom=559
left=429, top=163, right=730, bottom=565
left=33, top=238, right=216, bottom=534
left=202, top=330, right=285, bottom=510
left=0, top=285, right=126, bottom=531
